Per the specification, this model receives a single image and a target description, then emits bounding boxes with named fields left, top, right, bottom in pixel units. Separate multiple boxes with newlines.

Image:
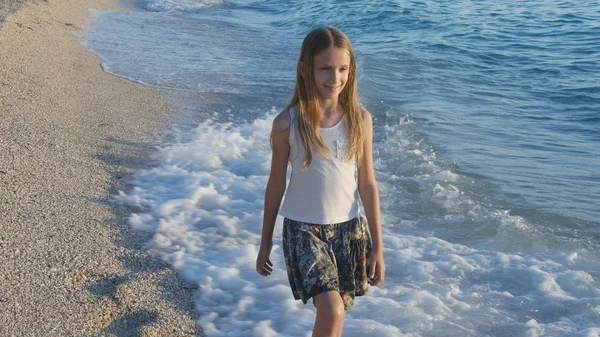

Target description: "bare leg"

left=336, top=296, right=346, bottom=337
left=312, top=290, right=346, bottom=337
left=336, top=314, right=345, bottom=337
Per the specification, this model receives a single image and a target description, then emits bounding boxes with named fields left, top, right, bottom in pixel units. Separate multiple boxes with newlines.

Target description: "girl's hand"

left=256, top=242, right=274, bottom=276
left=368, top=248, right=385, bottom=286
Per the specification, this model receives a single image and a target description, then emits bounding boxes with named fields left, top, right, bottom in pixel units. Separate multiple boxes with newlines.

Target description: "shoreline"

left=0, top=0, right=202, bottom=335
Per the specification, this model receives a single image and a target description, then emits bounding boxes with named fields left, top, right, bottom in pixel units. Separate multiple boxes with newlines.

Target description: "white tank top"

left=279, top=106, right=360, bottom=224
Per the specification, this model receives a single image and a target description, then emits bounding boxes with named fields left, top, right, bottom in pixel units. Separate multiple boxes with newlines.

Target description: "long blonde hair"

left=284, top=26, right=365, bottom=169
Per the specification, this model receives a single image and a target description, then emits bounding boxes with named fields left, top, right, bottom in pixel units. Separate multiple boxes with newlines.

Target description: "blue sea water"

left=80, top=1, right=600, bottom=336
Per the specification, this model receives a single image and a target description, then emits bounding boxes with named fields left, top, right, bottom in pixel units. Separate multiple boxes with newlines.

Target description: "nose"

left=330, top=69, right=342, bottom=83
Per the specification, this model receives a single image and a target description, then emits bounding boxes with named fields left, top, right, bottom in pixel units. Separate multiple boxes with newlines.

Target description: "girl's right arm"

left=256, top=109, right=291, bottom=276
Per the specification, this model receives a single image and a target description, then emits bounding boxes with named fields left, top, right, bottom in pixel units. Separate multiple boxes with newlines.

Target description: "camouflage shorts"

left=282, top=216, right=372, bottom=310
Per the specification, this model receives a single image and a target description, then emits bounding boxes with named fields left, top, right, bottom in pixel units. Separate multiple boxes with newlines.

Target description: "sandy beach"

left=0, top=0, right=36, bottom=26
left=0, top=0, right=202, bottom=335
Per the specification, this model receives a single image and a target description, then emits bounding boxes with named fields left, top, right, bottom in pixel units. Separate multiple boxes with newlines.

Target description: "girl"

left=256, top=26, right=385, bottom=337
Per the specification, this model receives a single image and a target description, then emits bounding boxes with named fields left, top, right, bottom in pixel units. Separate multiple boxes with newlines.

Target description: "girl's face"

left=312, top=46, right=351, bottom=101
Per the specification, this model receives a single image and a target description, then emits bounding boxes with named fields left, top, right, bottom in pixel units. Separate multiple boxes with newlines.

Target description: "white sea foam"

left=140, top=0, right=222, bottom=12
left=115, top=109, right=600, bottom=336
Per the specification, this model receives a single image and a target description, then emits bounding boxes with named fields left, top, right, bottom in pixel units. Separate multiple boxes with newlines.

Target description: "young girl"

left=256, top=26, right=385, bottom=337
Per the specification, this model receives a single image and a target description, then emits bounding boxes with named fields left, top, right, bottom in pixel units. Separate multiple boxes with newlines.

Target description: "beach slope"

left=0, top=0, right=202, bottom=335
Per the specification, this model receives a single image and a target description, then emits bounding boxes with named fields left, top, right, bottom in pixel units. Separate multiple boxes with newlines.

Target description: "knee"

left=328, top=304, right=345, bottom=322
left=313, top=292, right=346, bottom=322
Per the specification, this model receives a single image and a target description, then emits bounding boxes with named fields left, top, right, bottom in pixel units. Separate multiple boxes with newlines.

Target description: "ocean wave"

left=139, top=0, right=223, bottom=12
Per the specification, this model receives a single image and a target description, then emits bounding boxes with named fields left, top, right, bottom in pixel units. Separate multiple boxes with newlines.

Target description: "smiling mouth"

left=325, top=85, right=339, bottom=90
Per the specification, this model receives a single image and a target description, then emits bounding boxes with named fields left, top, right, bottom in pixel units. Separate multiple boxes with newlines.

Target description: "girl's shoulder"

left=272, top=106, right=296, bottom=133
left=359, top=105, right=372, bottom=120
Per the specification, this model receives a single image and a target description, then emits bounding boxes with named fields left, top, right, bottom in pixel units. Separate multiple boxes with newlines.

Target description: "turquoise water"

left=81, top=1, right=600, bottom=335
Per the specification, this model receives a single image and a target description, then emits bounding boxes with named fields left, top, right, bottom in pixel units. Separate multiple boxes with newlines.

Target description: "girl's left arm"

left=357, top=106, right=385, bottom=286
